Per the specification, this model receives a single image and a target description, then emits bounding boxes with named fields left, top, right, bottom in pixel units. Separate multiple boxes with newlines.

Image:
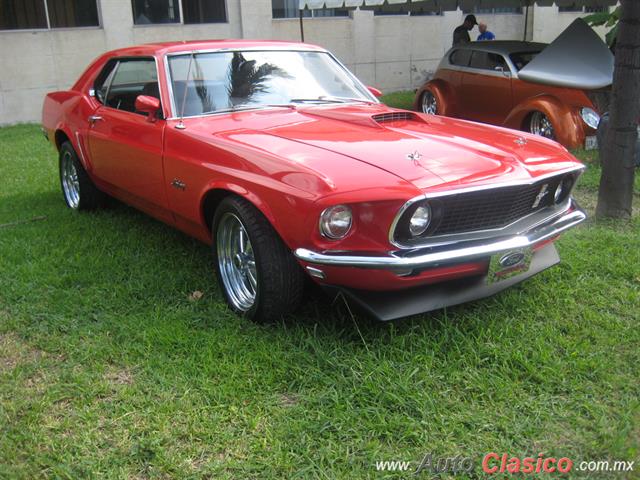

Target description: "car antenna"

left=176, top=52, right=194, bottom=130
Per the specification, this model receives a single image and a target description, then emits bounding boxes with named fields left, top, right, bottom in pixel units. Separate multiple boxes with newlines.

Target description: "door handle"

left=88, top=115, right=103, bottom=124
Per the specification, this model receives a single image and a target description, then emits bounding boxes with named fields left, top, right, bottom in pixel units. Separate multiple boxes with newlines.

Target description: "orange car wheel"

left=420, top=89, right=439, bottom=115
left=527, top=111, right=556, bottom=140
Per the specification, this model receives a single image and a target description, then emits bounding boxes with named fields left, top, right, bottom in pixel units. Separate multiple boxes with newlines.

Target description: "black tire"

left=59, top=141, right=105, bottom=210
left=212, top=196, right=304, bottom=322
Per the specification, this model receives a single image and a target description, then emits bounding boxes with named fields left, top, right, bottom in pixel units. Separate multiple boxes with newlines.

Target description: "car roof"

left=101, top=39, right=327, bottom=58
left=454, top=40, right=547, bottom=55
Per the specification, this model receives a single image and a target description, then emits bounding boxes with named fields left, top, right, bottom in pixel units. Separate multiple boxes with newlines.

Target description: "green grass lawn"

left=1, top=108, right=639, bottom=478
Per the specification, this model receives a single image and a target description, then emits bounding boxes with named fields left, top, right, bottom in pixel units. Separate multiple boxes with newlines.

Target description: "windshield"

left=509, top=51, right=541, bottom=71
left=167, top=50, right=373, bottom=117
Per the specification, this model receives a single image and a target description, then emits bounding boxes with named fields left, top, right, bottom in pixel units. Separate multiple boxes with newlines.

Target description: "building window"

left=410, top=8, right=442, bottom=16
left=183, top=0, right=226, bottom=23
left=0, top=0, right=99, bottom=30
left=47, top=0, right=100, bottom=28
left=132, top=0, right=227, bottom=25
left=372, top=7, right=442, bottom=16
left=584, top=6, right=608, bottom=13
left=463, top=7, right=522, bottom=14
left=373, top=9, right=407, bottom=16
left=272, top=0, right=348, bottom=19
left=559, top=5, right=609, bottom=13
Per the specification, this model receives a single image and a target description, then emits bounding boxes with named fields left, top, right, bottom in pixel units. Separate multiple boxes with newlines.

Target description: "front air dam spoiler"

left=324, top=243, right=560, bottom=321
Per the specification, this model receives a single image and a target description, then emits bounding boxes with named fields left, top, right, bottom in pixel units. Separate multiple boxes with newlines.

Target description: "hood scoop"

left=299, top=105, right=426, bottom=129
left=372, top=111, right=424, bottom=124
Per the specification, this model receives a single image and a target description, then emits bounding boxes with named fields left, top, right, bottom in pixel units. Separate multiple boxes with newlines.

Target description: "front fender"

left=504, top=95, right=584, bottom=149
left=413, top=80, right=457, bottom=117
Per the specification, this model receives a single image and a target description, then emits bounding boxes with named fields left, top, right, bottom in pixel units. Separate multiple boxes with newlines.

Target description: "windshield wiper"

left=201, top=105, right=261, bottom=115
left=289, top=96, right=377, bottom=105
left=201, top=104, right=296, bottom=115
left=289, top=97, right=348, bottom=104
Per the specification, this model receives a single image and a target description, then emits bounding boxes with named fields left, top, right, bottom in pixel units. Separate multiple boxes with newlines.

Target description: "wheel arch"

left=200, top=184, right=283, bottom=243
left=504, top=94, right=583, bottom=148
left=414, top=80, right=456, bottom=116
left=54, top=129, right=72, bottom=152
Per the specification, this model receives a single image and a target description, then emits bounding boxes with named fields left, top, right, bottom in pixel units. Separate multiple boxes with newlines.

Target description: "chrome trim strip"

left=296, top=199, right=586, bottom=270
left=387, top=165, right=585, bottom=248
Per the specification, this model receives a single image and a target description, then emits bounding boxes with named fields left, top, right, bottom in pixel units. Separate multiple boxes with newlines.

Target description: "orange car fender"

left=504, top=95, right=584, bottom=149
left=414, top=80, right=457, bottom=117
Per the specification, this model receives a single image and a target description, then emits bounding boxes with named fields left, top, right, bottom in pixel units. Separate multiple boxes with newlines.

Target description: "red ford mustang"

left=42, top=40, right=586, bottom=321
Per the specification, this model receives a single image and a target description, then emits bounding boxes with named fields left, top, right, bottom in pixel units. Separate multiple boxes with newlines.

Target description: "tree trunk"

left=596, top=0, right=640, bottom=219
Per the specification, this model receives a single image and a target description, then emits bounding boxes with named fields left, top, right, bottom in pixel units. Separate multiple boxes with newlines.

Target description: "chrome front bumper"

left=295, top=199, right=587, bottom=270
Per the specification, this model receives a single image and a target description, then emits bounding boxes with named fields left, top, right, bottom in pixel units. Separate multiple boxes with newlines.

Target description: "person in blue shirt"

left=477, top=23, right=496, bottom=41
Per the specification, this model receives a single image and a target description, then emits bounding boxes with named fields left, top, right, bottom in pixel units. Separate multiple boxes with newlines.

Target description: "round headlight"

left=554, top=176, right=574, bottom=204
left=409, top=204, right=431, bottom=236
left=319, top=205, right=352, bottom=239
left=553, top=182, right=564, bottom=203
left=580, top=107, right=600, bottom=130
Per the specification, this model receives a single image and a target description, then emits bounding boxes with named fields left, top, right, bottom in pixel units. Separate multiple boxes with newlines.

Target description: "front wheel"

left=528, top=111, right=555, bottom=140
left=212, top=196, right=304, bottom=322
left=420, top=90, right=438, bottom=115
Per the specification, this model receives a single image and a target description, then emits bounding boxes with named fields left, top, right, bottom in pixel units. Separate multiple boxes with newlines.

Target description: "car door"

left=460, top=51, right=513, bottom=124
left=87, top=57, right=171, bottom=223
left=445, top=48, right=472, bottom=118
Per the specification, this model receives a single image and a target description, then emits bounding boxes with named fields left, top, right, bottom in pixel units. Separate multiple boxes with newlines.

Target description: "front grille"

left=432, top=180, right=561, bottom=236
left=392, top=174, right=576, bottom=245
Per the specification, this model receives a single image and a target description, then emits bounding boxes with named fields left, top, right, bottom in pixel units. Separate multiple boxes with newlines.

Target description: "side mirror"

left=367, top=86, right=383, bottom=98
left=494, top=66, right=511, bottom=78
left=135, top=95, right=161, bottom=122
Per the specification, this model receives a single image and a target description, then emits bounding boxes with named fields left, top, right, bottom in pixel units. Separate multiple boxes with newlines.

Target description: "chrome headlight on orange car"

left=580, top=107, right=600, bottom=130
left=319, top=205, right=352, bottom=239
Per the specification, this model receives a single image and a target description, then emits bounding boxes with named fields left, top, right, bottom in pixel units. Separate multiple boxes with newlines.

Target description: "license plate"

left=585, top=135, right=598, bottom=150
left=487, top=248, right=533, bottom=285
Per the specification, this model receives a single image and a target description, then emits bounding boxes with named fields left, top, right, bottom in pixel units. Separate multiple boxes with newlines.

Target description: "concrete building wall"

left=0, top=0, right=242, bottom=125
left=0, top=1, right=609, bottom=125
left=531, top=5, right=610, bottom=42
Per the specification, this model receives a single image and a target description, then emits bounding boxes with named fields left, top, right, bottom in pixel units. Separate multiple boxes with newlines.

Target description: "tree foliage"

left=584, top=6, right=620, bottom=48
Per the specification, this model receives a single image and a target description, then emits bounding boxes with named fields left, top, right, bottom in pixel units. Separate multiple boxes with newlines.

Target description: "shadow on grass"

left=1, top=189, right=510, bottom=357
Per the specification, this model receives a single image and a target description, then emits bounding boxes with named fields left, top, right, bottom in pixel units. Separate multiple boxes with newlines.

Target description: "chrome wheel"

left=421, top=91, right=437, bottom=115
left=61, top=151, right=80, bottom=209
left=529, top=111, right=555, bottom=139
left=216, top=213, right=258, bottom=312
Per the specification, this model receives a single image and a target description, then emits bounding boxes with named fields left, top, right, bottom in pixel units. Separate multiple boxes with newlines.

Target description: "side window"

left=449, top=49, right=472, bottom=67
left=93, top=60, right=118, bottom=104
left=470, top=51, right=509, bottom=71
left=105, top=59, right=161, bottom=114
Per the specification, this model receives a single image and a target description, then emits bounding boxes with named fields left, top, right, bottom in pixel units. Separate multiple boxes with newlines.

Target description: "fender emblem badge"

left=515, top=137, right=527, bottom=146
left=171, top=179, right=186, bottom=191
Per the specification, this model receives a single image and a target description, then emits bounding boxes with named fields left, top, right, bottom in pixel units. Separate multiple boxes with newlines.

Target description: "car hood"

left=244, top=105, right=581, bottom=192
left=519, top=18, right=614, bottom=90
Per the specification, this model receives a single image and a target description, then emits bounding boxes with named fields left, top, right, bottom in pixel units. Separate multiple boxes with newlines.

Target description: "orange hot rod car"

left=414, top=20, right=614, bottom=150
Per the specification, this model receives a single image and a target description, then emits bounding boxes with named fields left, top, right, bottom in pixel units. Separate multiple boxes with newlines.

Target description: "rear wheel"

left=528, top=111, right=555, bottom=140
left=421, top=90, right=438, bottom=115
left=212, top=196, right=304, bottom=322
left=59, top=141, right=105, bottom=210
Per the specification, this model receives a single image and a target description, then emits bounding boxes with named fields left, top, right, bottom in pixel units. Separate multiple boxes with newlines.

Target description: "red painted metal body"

left=42, top=40, right=584, bottom=295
